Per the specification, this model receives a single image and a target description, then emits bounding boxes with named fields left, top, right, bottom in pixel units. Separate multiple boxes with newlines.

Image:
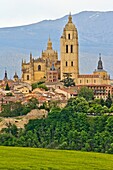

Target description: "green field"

left=0, top=146, right=113, bottom=170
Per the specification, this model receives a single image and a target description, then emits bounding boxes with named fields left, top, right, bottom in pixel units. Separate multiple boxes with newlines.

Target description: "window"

left=71, top=45, right=73, bottom=53
left=66, top=61, right=68, bottom=66
left=80, top=80, right=82, bottom=83
left=87, top=80, right=88, bottom=83
left=68, top=34, right=70, bottom=39
left=66, top=45, right=68, bottom=53
left=38, top=65, right=41, bottom=71
left=71, top=61, right=73, bottom=66
left=94, top=80, right=96, bottom=83
left=27, top=75, right=29, bottom=80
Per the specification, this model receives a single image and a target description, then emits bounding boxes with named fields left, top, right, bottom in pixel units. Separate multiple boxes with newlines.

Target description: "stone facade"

left=60, top=13, right=79, bottom=81
left=22, top=38, right=60, bottom=84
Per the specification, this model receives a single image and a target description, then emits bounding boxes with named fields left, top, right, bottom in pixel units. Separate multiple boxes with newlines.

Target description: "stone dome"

left=64, top=14, right=76, bottom=31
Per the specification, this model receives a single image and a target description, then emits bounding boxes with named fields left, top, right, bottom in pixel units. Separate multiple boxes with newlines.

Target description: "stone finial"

left=47, top=37, right=52, bottom=50
left=68, top=12, right=72, bottom=23
left=22, top=59, right=24, bottom=65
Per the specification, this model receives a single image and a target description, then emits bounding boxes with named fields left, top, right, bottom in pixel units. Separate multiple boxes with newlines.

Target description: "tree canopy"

left=78, top=86, right=94, bottom=101
left=5, top=83, right=10, bottom=91
left=62, top=73, right=75, bottom=87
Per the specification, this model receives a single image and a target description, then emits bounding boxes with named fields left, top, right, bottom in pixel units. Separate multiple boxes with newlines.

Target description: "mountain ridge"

left=0, top=11, right=113, bottom=79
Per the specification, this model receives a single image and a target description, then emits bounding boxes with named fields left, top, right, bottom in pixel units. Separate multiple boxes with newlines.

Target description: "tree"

left=109, top=105, right=113, bottom=113
left=76, top=101, right=89, bottom=113
left=66, top=97, right=89, bottom=113
left=5, top=83, right=10, bottom=91
left=106, top=116, right=113, bottom=135
left=47, top=100, right=60, bottom=111
left=105, top=91, right=112, bottom=108
left=27, top=98, right=39, bottom=110
left=62, top=73, right=75, bottom=87
left=2, top=123, right=18, bottom=137
left=87, top=107, right=95, bottom=115
left=100, top=98, right=105, bottom=106
left=102, top=106, right=109, bottom=113
left=38, top=84, right=48, bottom=91
left=93, top=104, right=103, bottom=115
left=32, top=81, right=45, bottom=90
left=108, top=143, right=113, bottom=154
left=78, top=86, right=94, bottom=101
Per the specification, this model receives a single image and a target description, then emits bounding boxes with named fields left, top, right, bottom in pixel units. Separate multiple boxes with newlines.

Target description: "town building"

left=21, top=14, right=112, bottom=99
left=47, top=63, right=58, bottom=83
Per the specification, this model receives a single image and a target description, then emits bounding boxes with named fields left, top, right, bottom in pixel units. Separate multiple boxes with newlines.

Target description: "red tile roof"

left=78, top=74, right=99, bottom=78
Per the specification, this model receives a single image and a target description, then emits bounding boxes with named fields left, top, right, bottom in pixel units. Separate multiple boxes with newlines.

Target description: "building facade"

left=47, top=63, right=58, bottom=83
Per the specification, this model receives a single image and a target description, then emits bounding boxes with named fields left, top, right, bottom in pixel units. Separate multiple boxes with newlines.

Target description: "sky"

left=0, top=0, right=113, bottom=28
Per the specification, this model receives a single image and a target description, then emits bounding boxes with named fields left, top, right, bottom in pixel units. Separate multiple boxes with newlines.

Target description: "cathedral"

left=21, top=14, right=112, bottom=98
left=21, top=38, right=60, bottom=84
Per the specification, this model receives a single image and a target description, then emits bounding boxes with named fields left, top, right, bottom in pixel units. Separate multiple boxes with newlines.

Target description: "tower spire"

left=50, top=62, right=55, bottom=71
left=97, top=53, right=103, bottom=70
left=99, top=53, right=101, bottom=60
left=13, top=72, right=19, bottom=82
left=4, top=70, right=8, bottom=80
left=30, top=52, right=32, bottom=62
left=47, top=37, right=52, bottom=50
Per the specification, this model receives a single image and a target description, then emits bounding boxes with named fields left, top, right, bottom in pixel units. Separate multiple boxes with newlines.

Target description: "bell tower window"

left=71, top=45, right=73, bottom=53
left=68, top=34, right=70, bottom=40
left=38, top=65, right=41, bottom=71
left=66, top=61, right=68, bottom=67
left=71, top=61, right=73, bottom=66
left=66, top=45, right=68, bottom=53
left=27, top=75, right=29, bottom=80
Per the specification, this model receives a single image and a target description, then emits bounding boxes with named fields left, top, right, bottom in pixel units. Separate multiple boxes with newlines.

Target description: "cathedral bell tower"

left=60, top=13, right=79, bottom=82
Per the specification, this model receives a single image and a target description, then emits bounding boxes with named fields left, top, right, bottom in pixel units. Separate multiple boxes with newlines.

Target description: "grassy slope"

left=0, top=146, right=113, bottom=170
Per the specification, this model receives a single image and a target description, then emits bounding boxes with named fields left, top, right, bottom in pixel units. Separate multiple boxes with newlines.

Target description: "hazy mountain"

left=0, top=11, right=113, bottom=79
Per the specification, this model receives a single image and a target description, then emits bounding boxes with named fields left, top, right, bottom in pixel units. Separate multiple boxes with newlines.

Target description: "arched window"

left=71, top=45, right=73, bottom=53
left=66, top=45, right=68, bottom=53
left=68, top=34, right=70, bottom=40
left=66, top=61, right=68, bottom=67
left=71, top=61, right=73, bottom=66
left=27, top=75, right=29, bottom=80
left=94, top=80, right=96, bottom=83
left=38, top=65, right=41, bottom=71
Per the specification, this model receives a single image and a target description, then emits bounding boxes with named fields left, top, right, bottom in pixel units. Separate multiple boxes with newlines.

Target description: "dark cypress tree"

left=105, top=90, right=112, bottom=108
left=5, top=83, right=10, bottom=91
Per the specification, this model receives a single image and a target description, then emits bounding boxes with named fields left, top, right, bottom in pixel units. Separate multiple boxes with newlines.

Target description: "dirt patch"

left=0, top=109, right=48, bottom=130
